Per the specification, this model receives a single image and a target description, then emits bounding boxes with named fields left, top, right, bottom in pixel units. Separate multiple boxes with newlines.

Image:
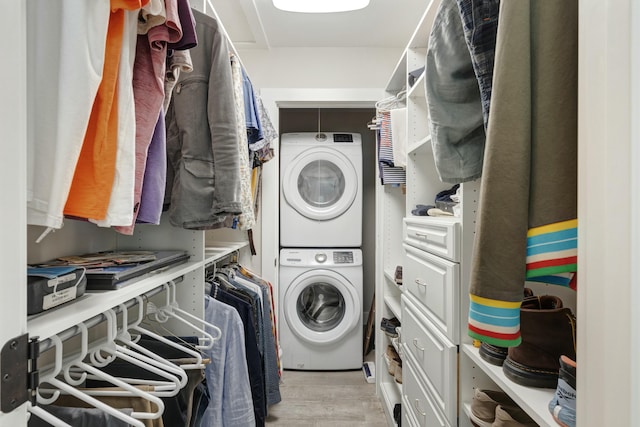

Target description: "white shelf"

left=462, top=344, right=556, bottom=427
left=204, top=241, right=249, bottom=266
left=407, top=135, right=431, bottom=154
left=384, top=294, right=402, bottom=320
left=28, top=260, right=201, bottom=341
left=380, top=381, right=401, bottom=426
left=407, top=71, right=425, bottom=99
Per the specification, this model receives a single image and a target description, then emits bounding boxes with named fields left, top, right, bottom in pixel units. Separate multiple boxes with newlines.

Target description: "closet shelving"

left=0, top=0, right=259, bottom=424
left=376, top=0, right=577, bottom=426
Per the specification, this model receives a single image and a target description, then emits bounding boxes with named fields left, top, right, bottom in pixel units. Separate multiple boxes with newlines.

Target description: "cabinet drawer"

left=401, top=295, right=457, bottom=426
left=404, top=217, right=460, bottom=262
left=402, top=356, right=451, bottom=427
left=403, top=243, right=459, bottom=343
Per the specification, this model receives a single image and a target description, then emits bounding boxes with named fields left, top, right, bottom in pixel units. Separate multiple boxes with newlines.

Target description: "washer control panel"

left=333, top=251, right=354, bottom=264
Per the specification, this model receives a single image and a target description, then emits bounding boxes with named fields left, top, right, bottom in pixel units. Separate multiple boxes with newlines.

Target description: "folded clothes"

left=411, top=204, right=435, bottom=216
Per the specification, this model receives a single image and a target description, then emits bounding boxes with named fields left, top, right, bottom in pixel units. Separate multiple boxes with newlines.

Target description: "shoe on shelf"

left=503, top=295, right=576, bottom=389
left=393, top=403, right=402, bottom=426
left=548, top=355, right=577, bottom=427
left=380, top=317, right=401, bottom=338
left=385, top=345, right=401, bottom=375
left=479, top=289, right=535, bottom=367
left=394, top=265, right=403, bottom=285
left=493, top=405, right=537, bottom=427
left=394, top=362, right=403, bottom=384
left=469, top=389, right=518, bottom=427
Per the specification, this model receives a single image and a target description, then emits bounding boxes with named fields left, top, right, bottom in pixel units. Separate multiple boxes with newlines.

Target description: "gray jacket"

left=165, top=9, right=242, bottom=229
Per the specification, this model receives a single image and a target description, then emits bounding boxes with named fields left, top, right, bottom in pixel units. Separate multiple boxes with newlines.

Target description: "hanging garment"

left=167, top=0, right=198, bottom=51
left=136, top=109, right=167, bottom=225
left=468, top=0, right=578, bottom=347
left=251, top=96, right=276, bottom=167
left=201, top=295, right=256, bottom=427
left=390, top=107, right=407, bottom=168
left=114, top=0, right=184, bottom=234
left=230, top=55, right=256, bottom=231
left=164, top=9, right=242, bottom=229
left=235, top=267, right=282, bottom=406
left=377, top=113, right=406, bottom=185
left=425, top=0, right=485, bottom=184
left=456, top=0, right=499, bottom=130
left=28, top=405, right=133, bottom=427
left=163, top=50, right=194, bottom=112
left=91, top=9, right=138, bottom=227
left=211, top=283, right=266, bottom=427
left=26, top=0, right=110, bottom=229
left=64, top=0, right=146, bottom=221
left=241, top=69, right=264, bottom=146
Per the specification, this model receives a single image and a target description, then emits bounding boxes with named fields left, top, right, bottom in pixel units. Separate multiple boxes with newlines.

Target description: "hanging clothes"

left=230, top=54, right=256, bottom=231
left=210, top=281, right=266, bottom=427
left=64, top=0, right=147, bottom=221
left=468, top=0, right=578, bottom=347
left=26, top=0, right=111, bottom=229
left=201, top=295, right=256, bottom=427
left=164, top=9, right=242, bottom=229
left=90, top=8, right=138, bottom=228
left=424, top=0, right=485, bottom=184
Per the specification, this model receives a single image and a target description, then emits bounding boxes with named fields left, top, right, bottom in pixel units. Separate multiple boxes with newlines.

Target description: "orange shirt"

left=64, top=0, right=146, bottom=220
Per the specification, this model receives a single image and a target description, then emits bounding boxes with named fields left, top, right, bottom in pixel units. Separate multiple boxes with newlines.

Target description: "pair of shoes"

left=469, top=389, right=536, bottom=427
left=393, top=403, right=402, bottom=426
left=385, top=345, right=401, bottom=374
left=394, top=265, right=403, bottom=285
left=479, top=289, right=535, bottom=367
left=503, top=295, right=576, bottom=388
left=394, top=363, right=403, bottom=384
left=548, top=355, right=576, bottom=427
left=380, top=317, right=401, bottom=338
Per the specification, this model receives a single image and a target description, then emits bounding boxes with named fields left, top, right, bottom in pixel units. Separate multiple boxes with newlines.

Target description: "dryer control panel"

left=280, top=249, right=362, bottom=267
left=333, top=251, right=354, bottom=264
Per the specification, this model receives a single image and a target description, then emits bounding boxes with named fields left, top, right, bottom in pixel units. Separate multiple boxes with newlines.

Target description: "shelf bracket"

left=1, top=334, right=39, bottom=413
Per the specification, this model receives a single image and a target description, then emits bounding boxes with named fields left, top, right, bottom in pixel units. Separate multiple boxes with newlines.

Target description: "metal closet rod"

left=38, top=277, right=184, bottom=353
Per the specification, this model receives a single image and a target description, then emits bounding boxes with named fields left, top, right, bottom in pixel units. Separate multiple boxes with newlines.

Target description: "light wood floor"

left=266, top=369, right=389, bottom=426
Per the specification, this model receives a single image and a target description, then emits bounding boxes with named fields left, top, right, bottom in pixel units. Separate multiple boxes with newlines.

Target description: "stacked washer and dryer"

left=279, top=132, right=364, bottom=370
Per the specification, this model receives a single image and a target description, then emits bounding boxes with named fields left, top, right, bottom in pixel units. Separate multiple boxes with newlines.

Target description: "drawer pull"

left=414, top=278, right=427, bottom=288
left=414, top=399, right=427, bottom=417
left=413, top=338, right=425, bottom=352
left=415, top=232, right=429, bottom=239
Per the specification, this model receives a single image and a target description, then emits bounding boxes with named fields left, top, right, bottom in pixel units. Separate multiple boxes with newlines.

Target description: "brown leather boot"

left=502, top=295, right=576, bottom=388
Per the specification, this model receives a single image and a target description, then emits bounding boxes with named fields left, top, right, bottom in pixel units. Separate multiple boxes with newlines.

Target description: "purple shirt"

left=137, top=109, right=167, bottom=224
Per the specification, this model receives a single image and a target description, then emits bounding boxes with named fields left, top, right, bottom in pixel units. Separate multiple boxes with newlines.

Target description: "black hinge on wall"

left=0, top=334, right=39, bottom=413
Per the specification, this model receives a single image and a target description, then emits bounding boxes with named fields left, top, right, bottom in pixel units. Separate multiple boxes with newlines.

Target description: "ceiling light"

left=272, top=0, right=370, bottom=13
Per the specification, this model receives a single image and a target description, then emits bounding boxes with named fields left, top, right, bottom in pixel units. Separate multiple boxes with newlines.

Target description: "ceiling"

left=207, top=0, right=428, bottom=49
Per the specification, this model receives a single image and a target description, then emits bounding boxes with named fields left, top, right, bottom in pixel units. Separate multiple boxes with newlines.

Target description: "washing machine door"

left=282, top=148, right=358, bottom=221
left=283, top=269, right=360, bottom=345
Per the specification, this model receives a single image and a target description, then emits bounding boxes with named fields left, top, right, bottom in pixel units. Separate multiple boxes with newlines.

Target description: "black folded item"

left=31, top=250, right=190, bottom=290
left=27, top=266, right=87, bottom=315
left=83, top=250, right=190, bottom=290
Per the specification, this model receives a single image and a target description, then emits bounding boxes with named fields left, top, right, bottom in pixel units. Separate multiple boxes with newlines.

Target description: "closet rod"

left=37, top=279, right=182, bottom=353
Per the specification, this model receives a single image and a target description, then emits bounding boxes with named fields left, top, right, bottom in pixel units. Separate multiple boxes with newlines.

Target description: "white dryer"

left=280, top=132, right=362, bottom=247
left=279, top=248, right=363, bottom=370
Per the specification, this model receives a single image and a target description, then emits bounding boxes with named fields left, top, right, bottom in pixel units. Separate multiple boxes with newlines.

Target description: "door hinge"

left=1, top=334, right=39, bottom=413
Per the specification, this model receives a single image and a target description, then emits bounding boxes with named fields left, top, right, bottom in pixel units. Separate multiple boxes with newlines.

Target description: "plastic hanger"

left=81, top=309, right=185, bottom=397
left=37, top=330, right=162, bottom=427
left=147, top=281, right=221, bottom=350
left=128, top=295, right=207, bottom=371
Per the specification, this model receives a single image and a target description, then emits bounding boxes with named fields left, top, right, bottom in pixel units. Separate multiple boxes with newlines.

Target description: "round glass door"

left=282, top=148, right=358, bottom=221
left=297, top=282, right=345, bottom=332
left=284, top=269, right=360, bottom=345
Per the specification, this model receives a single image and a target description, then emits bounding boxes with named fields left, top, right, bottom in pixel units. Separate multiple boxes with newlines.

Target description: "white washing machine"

left=280, top=132, right=362, bottom=247
left=279, top=248, right=363, bottom=370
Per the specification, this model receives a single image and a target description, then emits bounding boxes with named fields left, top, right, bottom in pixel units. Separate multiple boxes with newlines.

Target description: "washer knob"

left=315, top=253, right=327, bottom=263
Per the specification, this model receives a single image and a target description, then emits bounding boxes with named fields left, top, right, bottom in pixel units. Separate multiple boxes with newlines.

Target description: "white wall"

left=238, top=47, right=402, bottom=89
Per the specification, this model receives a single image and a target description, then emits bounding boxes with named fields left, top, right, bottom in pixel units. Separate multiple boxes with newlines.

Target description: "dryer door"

left=282, top=148, right=358, bottom=221
left=283, top=269, right=360, bottom=345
